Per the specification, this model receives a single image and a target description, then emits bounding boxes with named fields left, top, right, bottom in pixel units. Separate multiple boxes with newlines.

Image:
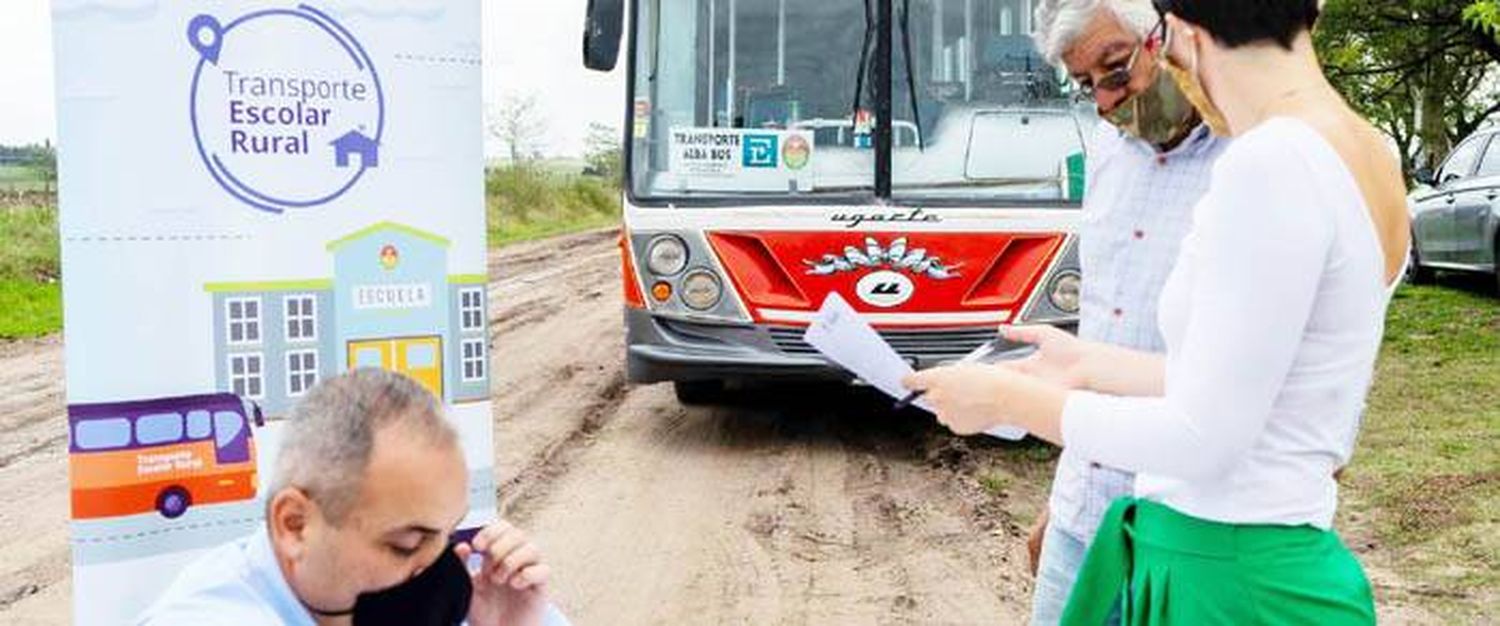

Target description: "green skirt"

left=1061, top=498, right=1375, bottom=626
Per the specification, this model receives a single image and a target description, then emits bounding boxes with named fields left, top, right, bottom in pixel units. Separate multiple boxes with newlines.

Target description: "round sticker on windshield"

left=783, top=135, right=811, bottom=171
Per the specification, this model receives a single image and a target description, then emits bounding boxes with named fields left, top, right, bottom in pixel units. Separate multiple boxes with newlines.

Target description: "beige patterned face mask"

left=1099, top=56, right=1200, bottom=149
left=1159, top=25, right=1231, bottom=136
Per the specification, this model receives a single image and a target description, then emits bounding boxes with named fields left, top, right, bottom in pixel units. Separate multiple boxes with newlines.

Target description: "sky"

left=0, top=0, right=625, bottom=157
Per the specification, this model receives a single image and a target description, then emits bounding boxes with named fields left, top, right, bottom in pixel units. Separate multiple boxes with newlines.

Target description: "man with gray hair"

left=140, top=368, right=568, bottom=626
left=1023, top=1, right=1226, bottom=624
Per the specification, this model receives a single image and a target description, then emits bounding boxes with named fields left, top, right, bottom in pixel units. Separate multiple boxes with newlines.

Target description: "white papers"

left=804, top=292, right=934, bottom=412
left=803, top=293, right=1028, bottom=441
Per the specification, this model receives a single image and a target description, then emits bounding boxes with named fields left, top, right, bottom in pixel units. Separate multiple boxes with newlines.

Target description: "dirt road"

left=0, top=229, right=1438, bottom=624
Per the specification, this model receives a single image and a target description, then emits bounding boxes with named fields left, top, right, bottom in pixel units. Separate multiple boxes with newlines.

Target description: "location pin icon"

left=188, top=15, right=224, bottom=64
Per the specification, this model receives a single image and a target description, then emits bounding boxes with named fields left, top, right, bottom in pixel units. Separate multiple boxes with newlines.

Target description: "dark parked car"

left=1409, top=128, right=1500, bottom=292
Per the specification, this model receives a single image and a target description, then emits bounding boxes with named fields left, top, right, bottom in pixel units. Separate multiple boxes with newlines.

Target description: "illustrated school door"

left=347, top=336, right=444, bottom=400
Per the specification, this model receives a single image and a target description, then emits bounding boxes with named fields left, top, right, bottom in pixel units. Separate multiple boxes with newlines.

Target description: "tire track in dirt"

left=0, top=444, right=73, bottom=624
left=503, top=378, right=1042, bottom=625
left=485, top=230, right=632, bottom=516
left=486, top=228, right=617, bottom=280
left=498, top=371, right=631, bottom=521
left=0, top=333, right=72, bottom=624
left=0, top=435, right=66, bottom=471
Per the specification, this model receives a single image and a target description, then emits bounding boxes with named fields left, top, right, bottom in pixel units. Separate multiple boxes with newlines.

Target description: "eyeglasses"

left=1147, top=13, right=1168, bottom=57
left=1073, top=14, right=1169, bottom=103
left=1073, top=46, right=1139, bottom=103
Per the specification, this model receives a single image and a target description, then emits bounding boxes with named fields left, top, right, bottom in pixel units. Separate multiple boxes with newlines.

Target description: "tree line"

left=1316, top=0, right=1500, bottom=178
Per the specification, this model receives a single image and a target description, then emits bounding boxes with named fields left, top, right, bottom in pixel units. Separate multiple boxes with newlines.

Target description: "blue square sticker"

left=742, top=134, right=779, bottom=168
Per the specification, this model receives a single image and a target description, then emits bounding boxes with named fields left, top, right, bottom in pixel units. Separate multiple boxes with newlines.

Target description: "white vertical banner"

left=52, top=1, right=493, bottom=622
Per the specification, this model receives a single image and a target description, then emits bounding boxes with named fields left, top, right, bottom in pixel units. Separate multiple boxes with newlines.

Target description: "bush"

left=0, top=206, right=60, bottom=282
left=0, top=205, right=61, bottom=338
left=485, top=163, right=621, bottom=246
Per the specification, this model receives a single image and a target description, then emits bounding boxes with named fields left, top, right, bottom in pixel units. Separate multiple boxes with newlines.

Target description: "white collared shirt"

left=1062, top=117, right=1401, bottom=529
left=137, top=529, right=319, bottom=626
left=1047, top=122, right=1227, bottom=543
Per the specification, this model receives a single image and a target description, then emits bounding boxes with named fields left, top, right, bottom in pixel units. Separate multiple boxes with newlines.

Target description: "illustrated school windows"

left=225, top=297, right=262, bottom=346
left=461, top=338, right=486, bottom=382
left=228, top=353, right=265, bottom=400
left=284, top=294, right=318, bottom=342
left=286, top=350, right=319, bottom=397
left=460, top=287, right=485, bottom=332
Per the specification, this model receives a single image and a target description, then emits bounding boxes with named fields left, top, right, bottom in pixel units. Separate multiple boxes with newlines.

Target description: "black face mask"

left=350, top=548, right=473, bottom=626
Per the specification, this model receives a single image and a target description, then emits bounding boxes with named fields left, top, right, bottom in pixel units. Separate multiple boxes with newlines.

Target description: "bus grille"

left=767, top=326, right=1000, bottom=362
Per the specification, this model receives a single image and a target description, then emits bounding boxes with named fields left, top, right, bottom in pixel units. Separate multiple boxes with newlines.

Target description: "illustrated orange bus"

left=68, top=393, right=264, bottom=520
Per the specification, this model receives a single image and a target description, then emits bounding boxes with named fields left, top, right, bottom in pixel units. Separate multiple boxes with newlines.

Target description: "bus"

left=68, top=393, right=264, bottom=520
left=585, top=0, right=1089, bottom=403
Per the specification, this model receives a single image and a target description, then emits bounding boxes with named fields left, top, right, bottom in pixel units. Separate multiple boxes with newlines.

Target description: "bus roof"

left=67, top=393, right=247, bottom=424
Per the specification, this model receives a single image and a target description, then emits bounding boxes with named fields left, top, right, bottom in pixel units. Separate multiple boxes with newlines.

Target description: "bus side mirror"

left=1413, top=167, right=1436, bottom=187
left=583, top=0, right=624, bottom=72
left=251, top=403, right=265, bottom=428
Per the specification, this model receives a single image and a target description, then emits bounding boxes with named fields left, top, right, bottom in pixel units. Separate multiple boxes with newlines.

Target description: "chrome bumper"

left=624, top=307, right=1072, bottom=384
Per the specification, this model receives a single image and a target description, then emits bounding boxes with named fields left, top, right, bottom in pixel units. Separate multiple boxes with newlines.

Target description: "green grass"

left=0, top=206, right=61, bottom=339
left=485, top=164, right=621, bottom=247
left=974, top=439, right=1061, bottom=526
left=0, top=280, right=61, bottom=339
left=1337, top=283, right=1500, bottom=621
left=0, top=205, right=60, bottom=282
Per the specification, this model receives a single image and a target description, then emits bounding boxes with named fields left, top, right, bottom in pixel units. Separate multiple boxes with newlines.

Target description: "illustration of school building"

left=204, top=222, right=490, bottom=415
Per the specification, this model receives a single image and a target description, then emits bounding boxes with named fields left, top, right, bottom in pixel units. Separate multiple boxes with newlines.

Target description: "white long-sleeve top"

left=1060, top=117, right=1402, bottom=529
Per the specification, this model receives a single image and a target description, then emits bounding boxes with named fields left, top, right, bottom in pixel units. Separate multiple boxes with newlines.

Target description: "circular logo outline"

left=188, top=6, right=386, bottom=214
left=855, top=271, right=916, bottom=308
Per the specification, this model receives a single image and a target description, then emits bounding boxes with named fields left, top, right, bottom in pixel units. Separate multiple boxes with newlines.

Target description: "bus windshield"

left=891, top=0, right=1091, bottom=202
left=630, top=0, right=875, bottom=200
left=626, top=0, right=1091, bottom=205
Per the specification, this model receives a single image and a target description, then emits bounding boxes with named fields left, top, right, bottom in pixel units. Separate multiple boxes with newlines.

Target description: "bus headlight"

left=646, top=235, right=689, bottom=276
left=1048, top=271, right=1081, bottom=314
left=680, top=270, right=723, bottom=311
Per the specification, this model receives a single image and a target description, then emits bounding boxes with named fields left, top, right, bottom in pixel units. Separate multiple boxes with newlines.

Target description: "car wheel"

left=673, top=380, right=726, bottom=406
left=156, top=486, right=191, bottom=519
left=1406, top=240, right=1434, bottom=285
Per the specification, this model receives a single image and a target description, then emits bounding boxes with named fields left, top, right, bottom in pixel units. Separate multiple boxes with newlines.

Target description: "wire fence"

left=0, top=155, right=54, bottom=208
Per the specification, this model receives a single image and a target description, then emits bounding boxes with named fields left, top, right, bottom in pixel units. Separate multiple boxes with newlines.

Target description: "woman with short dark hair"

left=905, top=0, right=1409, bottom=624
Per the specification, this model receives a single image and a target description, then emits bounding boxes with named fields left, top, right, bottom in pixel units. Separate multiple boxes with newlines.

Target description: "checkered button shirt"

left=1047, top=122, right=1228, bottom=544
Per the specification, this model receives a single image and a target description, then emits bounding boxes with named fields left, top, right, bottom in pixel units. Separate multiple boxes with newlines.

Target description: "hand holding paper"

left=803, top=293, right=1028, bottom=440
left=803, top=292, right=933, bottom=411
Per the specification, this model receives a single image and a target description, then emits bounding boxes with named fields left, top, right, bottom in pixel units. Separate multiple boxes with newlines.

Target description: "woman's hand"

left=903, top=363, right=1068, bottom=442
left=999, top=325, right=1092, bottom=390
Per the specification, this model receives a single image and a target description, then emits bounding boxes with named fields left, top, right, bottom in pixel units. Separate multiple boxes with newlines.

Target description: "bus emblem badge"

left=803, top=237, right=962, bottom=281
left=856, top=271, right=915, bottom=308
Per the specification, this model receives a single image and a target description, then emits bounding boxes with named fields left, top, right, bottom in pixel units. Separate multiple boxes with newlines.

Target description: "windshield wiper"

left=851, top=0, right=874, bottom=130
left=899, top=0, right=924, bottom=150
